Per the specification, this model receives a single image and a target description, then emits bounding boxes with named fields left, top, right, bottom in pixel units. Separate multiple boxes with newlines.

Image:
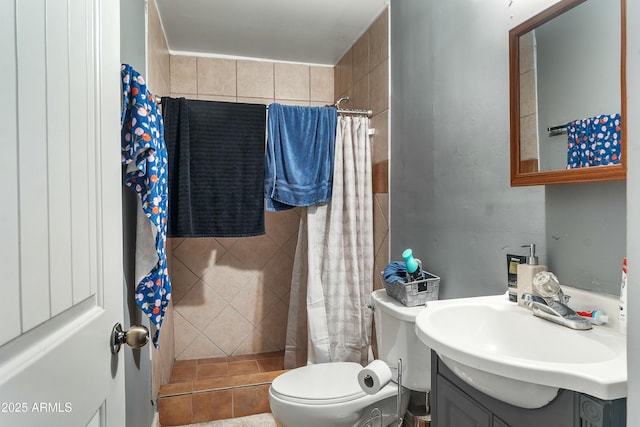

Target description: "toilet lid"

left=270, top=362, right=366, bottom=404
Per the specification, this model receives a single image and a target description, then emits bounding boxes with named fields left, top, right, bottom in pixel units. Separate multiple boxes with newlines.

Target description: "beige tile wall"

left=146, top=0, right=175, bottom=401
left=519, top=31, right=538, bottom=162
left=335, top=8, right=390, bottom=290
left=168, top=55, right=334, bottom=360
left=146, top=0, right=170, bottom=100
left=169, top=55, right=334, bottom=108
left=166, top=7, right=389, bottom=361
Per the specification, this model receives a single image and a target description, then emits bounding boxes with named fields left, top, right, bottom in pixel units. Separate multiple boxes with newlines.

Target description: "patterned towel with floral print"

left=121, top=64, right=171, bottom=348
left=566, top=113, right=621, bottom=168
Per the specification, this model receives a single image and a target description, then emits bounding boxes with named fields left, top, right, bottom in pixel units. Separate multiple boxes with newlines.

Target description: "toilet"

left=269, top=289, right=431, bottom=427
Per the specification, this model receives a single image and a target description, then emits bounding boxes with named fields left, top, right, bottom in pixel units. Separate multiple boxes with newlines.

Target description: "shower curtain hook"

left=335, top=96, right=350, bottom=109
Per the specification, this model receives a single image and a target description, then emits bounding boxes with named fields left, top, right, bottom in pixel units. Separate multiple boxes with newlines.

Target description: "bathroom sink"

left=415, top=292, right=626, bottom=408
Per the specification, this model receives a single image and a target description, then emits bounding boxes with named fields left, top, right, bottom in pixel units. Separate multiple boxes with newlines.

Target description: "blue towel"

left=383, top=261, right=409, bottom=284
left=265, top=103, right=337, bottom=211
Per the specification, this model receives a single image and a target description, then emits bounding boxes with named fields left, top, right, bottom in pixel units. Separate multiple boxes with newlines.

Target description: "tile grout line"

left=158, top=369, right=285, bottom=399
left=161, top=376, right=284, bottom=398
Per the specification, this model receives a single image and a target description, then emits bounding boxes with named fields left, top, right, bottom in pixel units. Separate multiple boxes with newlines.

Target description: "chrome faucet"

left=521, top=293, right=592, bottom=330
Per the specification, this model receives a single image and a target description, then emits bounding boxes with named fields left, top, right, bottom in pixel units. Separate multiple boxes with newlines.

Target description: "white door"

left=0, top=0, right=126, bottom=426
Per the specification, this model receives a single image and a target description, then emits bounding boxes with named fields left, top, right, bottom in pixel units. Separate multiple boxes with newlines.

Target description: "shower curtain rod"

left=156, top=97, right=373, bottom=118
left=264, top=104, right=373, bottom=118
left=335, top=108, right=373, bottom=118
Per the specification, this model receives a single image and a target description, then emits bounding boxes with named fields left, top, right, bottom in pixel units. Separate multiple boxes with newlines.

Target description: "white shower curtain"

left=284, top=115, right=374, bottom=368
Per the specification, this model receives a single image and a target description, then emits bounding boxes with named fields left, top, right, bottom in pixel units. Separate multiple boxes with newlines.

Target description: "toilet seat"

left=270, top=362, right=370, bottom=405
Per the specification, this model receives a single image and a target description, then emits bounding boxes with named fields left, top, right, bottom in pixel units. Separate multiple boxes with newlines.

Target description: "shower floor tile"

left=158, top=351, right=287, bottom=427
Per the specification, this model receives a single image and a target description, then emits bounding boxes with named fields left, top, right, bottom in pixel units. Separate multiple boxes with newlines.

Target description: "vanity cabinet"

left=431, top=352, right=626, bottom=427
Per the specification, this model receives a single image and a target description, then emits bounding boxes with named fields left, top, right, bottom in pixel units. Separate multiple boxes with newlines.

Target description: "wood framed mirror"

left=509, top=0, right=626, bottom=186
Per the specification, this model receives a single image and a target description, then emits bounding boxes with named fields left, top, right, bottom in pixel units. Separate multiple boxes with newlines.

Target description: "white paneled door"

left=0, top=0, right=125, bottom=426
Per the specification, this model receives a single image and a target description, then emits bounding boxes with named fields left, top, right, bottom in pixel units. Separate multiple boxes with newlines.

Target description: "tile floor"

left=158, top=351, right=286, bottom=426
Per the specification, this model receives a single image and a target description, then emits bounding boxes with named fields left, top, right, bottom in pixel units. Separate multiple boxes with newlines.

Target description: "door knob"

left=110, top=323, right=150, bottom=354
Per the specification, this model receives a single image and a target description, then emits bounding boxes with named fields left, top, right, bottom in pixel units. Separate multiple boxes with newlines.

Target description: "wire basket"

left=382, top=271, right=440, bottom=307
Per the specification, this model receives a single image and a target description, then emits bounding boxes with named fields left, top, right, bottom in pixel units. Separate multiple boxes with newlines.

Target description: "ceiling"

left=154, top=0, right=389, bottom=66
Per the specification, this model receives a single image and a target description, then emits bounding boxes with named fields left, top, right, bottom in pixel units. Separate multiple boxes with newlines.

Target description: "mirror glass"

left=510, top=0, right=626, bottom=186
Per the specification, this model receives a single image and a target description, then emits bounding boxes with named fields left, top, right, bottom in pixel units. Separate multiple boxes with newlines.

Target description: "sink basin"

left=415, top=293, right=626, bottom=408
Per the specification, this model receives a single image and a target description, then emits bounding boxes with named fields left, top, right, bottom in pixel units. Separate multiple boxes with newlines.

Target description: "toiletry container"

left=517, top=244, right=547, bottom=307
left=402, top=248, right=424, bottom=282
left=507, top=254, right=527, bottom=302
left=576, top=310, right=609, bottom=325
left=619, top=257, right=627, bottom=332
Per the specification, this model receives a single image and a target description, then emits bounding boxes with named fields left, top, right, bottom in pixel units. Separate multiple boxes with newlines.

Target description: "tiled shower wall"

left=146, top=0, right=175, bottom=400
left=335, top=9, right=390, bottom=291
left=519, top=31, right=539, bottom=170
left=167, top=7, right=389, bottom=361
left=168, top=55, right=334, bottom=360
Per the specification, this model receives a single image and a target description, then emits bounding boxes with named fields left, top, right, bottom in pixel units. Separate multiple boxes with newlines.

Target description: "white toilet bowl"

left=269, top=289, right=431, bottom=427
left=268, top=362, right=407, bottom=427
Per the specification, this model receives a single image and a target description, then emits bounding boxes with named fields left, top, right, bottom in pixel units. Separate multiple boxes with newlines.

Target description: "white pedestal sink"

left=415, top=288, right=626, bottom=409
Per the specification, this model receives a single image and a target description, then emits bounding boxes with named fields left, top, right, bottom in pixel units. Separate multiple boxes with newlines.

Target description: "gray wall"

left=546, top=182, right=626, bottom=296
left=626, top=0, right=640, bottom=423
left=120, top=1, right=155, bottom=426
left=390, top=0, right=626, bottom=299
left=391, top=0, right=637, bottom=422
left=120, top=0, right=147, bottom=77
left=390, top=0, right=546, bottom=299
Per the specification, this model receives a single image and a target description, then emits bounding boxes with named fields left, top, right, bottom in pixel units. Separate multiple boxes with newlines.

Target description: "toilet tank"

left=371, top=289, right=431, bottom=392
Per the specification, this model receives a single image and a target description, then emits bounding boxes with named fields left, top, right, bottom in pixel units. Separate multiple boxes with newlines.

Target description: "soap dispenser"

left=517, top=244, right=547, bottom=307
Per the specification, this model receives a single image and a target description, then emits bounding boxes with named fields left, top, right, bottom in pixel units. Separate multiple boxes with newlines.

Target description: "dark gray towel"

left=162, top=97, right=266, bottom=237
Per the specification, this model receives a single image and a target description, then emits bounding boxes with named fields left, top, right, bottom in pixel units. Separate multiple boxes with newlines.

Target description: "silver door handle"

left=110, top=323, right=149, bottom=354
